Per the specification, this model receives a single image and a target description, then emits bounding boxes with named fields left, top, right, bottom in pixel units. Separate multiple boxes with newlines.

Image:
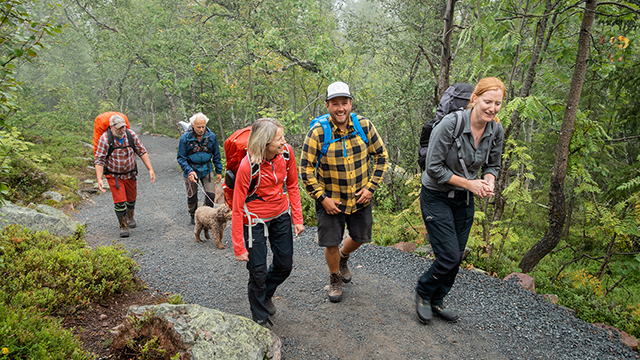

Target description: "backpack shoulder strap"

left=484, top=121, right=497, bottom=165
left=125, top=129, right=135, bottom=152
left=452, top=111, right=471, bottom=180
left=350, top=113, right=369, bottom=145
left=106, top=127, right=115, bottom=160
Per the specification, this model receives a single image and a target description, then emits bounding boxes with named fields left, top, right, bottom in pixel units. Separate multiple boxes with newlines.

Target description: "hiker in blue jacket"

left=177, top=113, right=223, bottom=224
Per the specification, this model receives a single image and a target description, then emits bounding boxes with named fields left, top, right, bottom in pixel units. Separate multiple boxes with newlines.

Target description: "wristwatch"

left=318, top=193, right=327, bottom=202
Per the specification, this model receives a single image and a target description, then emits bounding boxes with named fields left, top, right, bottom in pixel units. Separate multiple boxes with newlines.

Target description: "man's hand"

left=188, top=171, right=198, bottom=183
left=321, top=196, right=342, bottom=215
left=355, top=188, right=373, bottom=204
left=149, top=169, right=156, bottom=184
left=216, top=174, right=222, bottom=183
left=294, top=224, right=305, bottom=236
left=97, top=178, right=106, bottom=193
left=236, top=251, right=249, bottom=262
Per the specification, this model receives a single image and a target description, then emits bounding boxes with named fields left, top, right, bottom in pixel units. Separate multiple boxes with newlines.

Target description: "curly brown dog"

left=194, top=204, right=232, bottom=249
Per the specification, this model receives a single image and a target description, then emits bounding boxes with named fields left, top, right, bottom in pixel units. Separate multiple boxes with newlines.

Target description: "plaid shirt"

left=300, top=115, right=388, bottom=214
left=94, top=129, right=147, bottom=180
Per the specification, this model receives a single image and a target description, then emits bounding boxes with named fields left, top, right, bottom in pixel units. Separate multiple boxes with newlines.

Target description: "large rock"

left=593, top=323, right=639, bottom=351
left=113, top=303, right=281, bottom=360
left=504, top=272, right=536, bottom=293
left=0, top=202, right=81, bottom=237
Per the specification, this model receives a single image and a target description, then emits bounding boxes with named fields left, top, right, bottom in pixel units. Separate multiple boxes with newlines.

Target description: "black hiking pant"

left=244, top=212, right=293, bottom=323
left=416, top=186, right=474, bottom=306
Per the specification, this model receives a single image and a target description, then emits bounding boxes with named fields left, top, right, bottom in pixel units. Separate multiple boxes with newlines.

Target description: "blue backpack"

left=309, top=113, right=369, bottom=169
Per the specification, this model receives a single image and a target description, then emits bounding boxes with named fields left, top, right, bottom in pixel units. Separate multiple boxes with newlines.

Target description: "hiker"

left=231, top=118, right=305, bottom=327
left=299, top=81, right=388, bottom=303
left=177, top=112, right=223, bottom=225
left=415, top=77, right=505, bottom=324
left=95, top=114, right=156, bottom=237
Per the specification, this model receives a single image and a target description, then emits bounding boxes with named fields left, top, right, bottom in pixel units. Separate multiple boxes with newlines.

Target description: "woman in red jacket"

left=232, top=118, right=305, bottom=327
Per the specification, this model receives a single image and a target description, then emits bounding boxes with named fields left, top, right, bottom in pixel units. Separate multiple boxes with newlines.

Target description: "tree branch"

left=74, top=0, right=119, bottom=33
left=605, top=134, right=640, bottom=142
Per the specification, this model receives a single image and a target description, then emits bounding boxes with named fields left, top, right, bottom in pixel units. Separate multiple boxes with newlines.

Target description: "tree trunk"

left=519, top=0, right=597, bottom=273
left=437, top=0, right=456, bottom=102
left=492, top=0, right=555, bottom=223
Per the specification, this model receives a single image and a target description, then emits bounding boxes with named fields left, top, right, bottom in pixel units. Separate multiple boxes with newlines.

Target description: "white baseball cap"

left=326, top=81, right=352, bottom=101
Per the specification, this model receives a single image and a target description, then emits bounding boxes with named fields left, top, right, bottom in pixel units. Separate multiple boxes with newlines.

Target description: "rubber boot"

left=118, top=216, right=130, bottom=238
left=125, top=208, right=137, bottom=228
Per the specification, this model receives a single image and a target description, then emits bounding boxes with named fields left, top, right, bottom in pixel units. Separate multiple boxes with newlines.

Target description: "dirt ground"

left=63, top=286, right=161, bottom=359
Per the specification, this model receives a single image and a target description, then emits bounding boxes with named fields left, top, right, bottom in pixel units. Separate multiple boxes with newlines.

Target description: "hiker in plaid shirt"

left=300, top=81, right=388, bottom=302
left=95, top=115, right=155, bottom=237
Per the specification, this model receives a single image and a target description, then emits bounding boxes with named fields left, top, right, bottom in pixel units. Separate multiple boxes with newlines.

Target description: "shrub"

left=0, top=225, right=139, bottom=315
left=0, top=304, right=91, bottom=360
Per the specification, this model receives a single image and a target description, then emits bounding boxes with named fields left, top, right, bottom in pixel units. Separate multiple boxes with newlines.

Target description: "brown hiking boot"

left=125, top=208, right=137, bottom=228
left=328, top=272, right=343, bottom=303
left=339, top=250, right=351, bottom=283
left=119, top=217, right=130, bottom=238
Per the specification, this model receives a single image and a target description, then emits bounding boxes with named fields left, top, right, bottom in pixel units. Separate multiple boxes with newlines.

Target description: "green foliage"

left=0, top=225, right=139, bottom=315
left=0, top=304, right=91, bottom=360
left=299, top=178, right=317, bottom=227
left=165, top=293, right=184, bottom=305
left=0, top=0, right=64, bottom=126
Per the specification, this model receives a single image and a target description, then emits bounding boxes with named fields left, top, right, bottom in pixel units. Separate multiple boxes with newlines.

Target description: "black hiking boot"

left=415, top=293, right=432, bottom=324
left=432, top=304, right=459, bottom=322
left=265, top=297, right=277, bottom=316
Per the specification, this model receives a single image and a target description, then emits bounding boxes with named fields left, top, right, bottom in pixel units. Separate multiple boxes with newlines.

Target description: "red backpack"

left=223, top=126, right=252, bottom=207
left=222, top=126, right=291, bottom=208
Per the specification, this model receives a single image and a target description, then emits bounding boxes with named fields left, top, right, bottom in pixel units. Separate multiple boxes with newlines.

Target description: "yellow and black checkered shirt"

left=299, top=115, right=388, bottom=214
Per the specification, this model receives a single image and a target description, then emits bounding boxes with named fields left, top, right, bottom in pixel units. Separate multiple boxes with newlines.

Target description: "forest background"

left=1, top=0, right=640, bottom=349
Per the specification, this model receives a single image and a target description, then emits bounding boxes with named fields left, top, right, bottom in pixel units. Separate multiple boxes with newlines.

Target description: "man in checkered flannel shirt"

left=300, top=81, right=388, bottom=303
left=95, top=115, right=156, bottom=237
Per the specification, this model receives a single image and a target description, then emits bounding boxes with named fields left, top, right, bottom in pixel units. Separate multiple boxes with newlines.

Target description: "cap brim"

left=113, top=123, right=126, bottom=129
left=326, top=93, right=352, bottom=101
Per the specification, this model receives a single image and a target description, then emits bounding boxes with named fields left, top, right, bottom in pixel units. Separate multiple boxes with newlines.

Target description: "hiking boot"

left=256, top=318, right=273, bottom=328
left=432, top=304, right=459, bottom=322
left=118, top=217, right=130, bottom=238
left=328, top=272, right=343, bottom=303
left=265, top=297, right=277, bottom=316
left=415, top=293, right=432, bottom=324
left=339, top=250, right=351, bottom=283
left=190, top=213, right=195, bottom=225
left=125, top=209, right=137, bottom=228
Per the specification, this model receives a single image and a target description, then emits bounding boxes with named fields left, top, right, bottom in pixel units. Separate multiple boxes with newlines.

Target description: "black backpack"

left=418, top=83, right=474, bottom=172
left=104, top=127, right=138, bottom=189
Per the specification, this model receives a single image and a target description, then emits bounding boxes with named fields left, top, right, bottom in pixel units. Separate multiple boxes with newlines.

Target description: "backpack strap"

left=314, top=113, right=369, bottom=170
left=104, top=128, right=138, bottom=189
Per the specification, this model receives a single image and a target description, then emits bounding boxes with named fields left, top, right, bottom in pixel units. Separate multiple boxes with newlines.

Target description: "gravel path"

left=73, top=129, right=639, bottom=360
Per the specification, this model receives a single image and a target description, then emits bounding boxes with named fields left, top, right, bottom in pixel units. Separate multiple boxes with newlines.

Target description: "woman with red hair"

left=415, top=77, right=505, bottom=324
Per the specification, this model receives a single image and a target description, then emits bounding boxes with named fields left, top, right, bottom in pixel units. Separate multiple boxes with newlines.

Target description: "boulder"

left=390, top=242, right=417, bottom=252
left=593, top=323, right=639, bottom=351
left=503, top=272, right=536, bottom=293
left=112, top=303, right=281, bottom=360
left=0, top=202, right=81, bottom=237
left=542, top=294, right=559, bottom=304
left=42, top=191, right=63, bottom=202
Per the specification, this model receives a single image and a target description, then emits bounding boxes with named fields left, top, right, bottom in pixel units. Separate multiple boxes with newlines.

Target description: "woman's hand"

left=235, top=251, right=249, bottom=262
left=468, top=179, right=494, bottom=198
left=294, top=224, right=305, bottom=236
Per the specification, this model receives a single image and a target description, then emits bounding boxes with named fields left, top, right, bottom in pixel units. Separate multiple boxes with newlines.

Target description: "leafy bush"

left=0, top=304, right=91, bottom=360
left=0, top=225, right=139, bottom=315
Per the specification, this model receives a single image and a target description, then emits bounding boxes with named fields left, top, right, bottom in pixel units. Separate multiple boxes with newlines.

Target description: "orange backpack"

left=93, top=112, right=130, bottom=156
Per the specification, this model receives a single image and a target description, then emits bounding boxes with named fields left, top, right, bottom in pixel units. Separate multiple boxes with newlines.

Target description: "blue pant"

left=416, top=186, right=474, bottom=305
left=244, top=212, right=293, bottom=322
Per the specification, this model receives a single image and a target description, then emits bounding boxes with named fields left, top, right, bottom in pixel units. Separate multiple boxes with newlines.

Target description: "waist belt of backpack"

left=104, top=166, right=138, bottom=189
left=243, top=205, right=291, bottom=249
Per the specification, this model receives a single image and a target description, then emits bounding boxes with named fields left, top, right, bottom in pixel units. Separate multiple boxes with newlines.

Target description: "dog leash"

left=187, top=176, right=217, bottom=205
left=195, top=179, right=217, bottom=205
